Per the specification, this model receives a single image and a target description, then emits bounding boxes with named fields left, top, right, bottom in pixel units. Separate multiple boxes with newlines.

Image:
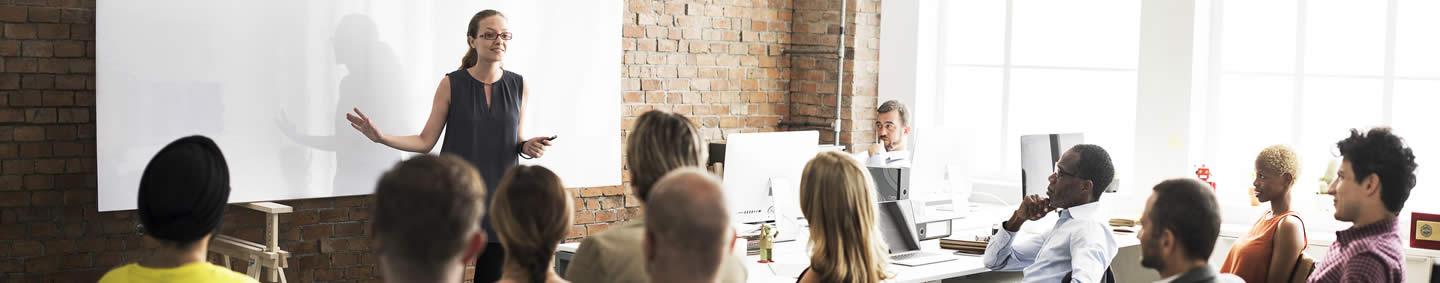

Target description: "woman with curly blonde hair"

left=1220, top=145, right=1309, bottom=283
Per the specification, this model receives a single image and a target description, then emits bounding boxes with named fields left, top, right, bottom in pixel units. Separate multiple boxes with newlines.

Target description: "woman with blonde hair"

left=796, top=151, right=891, bottom=283
left=1220, top=144, right=1308, bottom=283
left=491, top=165, right=572, bottom=283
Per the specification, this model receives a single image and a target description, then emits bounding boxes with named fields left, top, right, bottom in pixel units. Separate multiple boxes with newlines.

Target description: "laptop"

left=877, top=199, right=959, bottom=266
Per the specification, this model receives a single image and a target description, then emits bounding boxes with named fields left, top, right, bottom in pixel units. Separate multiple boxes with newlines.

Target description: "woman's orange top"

left=1220, top=210, right=1307, bottom=283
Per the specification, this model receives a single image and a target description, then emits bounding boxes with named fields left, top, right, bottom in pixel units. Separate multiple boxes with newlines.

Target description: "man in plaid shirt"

left=1309, top=128, right=1418, bottom=283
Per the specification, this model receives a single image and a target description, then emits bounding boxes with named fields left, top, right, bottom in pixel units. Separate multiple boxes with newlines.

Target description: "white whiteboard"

left=97, top=1, right=622, bottom=212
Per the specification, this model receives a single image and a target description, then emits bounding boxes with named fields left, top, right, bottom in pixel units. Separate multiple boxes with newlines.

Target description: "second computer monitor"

left=721, top=131, right=820, bottom=224
left=1019, top=133, right=1084, bottom=201
left=869, top=166, right=909, bottom=201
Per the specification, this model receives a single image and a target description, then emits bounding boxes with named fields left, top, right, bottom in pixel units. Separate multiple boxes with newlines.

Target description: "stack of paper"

left=939, top=238, right=989, bottom=255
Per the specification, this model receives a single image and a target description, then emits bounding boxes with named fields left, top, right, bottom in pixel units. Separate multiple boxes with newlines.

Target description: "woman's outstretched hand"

left=346, top=107, right=384, bottom=143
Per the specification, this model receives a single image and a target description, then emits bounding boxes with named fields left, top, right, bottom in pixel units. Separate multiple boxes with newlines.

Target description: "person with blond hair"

left=795, top=151, right=891, bottom=283
left=491, top=165, right=572, bottom=283
left=566, top=110, right=747, bottom=283
left=1221, top=145, right=1309, bottom=283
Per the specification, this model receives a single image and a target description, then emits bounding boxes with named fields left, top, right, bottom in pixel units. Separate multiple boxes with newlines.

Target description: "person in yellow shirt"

left=99, top=136, right=256, bottom=283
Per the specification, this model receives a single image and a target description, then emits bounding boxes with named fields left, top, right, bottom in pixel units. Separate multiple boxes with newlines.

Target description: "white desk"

left=742, top=240, right=992, bottom=283
left=554, top=203, right=1145, bottom=282
left=742, top=204, right=1143, bottom=283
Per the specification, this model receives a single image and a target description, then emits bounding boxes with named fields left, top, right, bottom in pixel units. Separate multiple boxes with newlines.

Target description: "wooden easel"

left=210, top=202, right=292, bottom=283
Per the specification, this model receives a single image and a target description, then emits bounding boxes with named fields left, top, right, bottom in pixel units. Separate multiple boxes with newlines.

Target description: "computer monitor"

left=1019, top=133, right=1084, bottom=201
left=869, top=167, right=909, bottom=201
left=722, top=131, right=820, bottom=224
left=876, top=199, right=921, bottom=254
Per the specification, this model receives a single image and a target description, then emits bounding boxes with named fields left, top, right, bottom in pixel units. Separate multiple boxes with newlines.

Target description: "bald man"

left=645, top=168, right=734, bottom=283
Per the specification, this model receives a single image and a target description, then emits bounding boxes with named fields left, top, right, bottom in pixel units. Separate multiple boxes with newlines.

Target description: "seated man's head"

left=1329, top=127, right=1417, bottom=222
left=137, top=135, right=231, bottom=251
left=626, top=110, right=705, bottom=203
left=1253, top=145, right=1300, bottom=204
left=875, top=100, right=911, bottom=152
left=371, top=154, right=489, bottom=282
left=1140, top=178, right=1221, bottom=274
left=1047, top=144, right=1114, bottom=208
left=645, top=168, right=731, bottom=282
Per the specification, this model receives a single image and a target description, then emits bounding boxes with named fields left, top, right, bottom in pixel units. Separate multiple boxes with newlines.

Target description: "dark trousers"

left=472, top=242, right=505, bottom=283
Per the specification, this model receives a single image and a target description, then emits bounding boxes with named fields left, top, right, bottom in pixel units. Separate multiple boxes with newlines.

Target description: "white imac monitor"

left=1019, top=133, right=1084, bottom=201
left=722, top=131, right=820, bottom=224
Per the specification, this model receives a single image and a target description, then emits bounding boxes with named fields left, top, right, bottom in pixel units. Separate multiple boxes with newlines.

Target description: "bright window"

left=935, top=0, right=1139, bottom=186
left=1195, top=0, right=1440, bottom=216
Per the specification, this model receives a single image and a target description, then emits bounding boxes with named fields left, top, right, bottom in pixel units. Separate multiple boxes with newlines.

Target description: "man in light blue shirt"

left=865, top=100, right=912, bottom=167
left=982, top=144, right=1119, bottom=283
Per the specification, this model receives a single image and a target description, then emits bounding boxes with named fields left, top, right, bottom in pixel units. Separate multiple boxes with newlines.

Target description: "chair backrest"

left=1287, top=254, right=1316, bottom=283
left=1277, top=214, right=1315, bottom=283
left=1061, top=267, right=1116, bottom=283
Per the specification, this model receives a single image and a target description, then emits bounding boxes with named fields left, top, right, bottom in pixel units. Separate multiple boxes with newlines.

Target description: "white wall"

left=879, top=0, right=953, bottom=197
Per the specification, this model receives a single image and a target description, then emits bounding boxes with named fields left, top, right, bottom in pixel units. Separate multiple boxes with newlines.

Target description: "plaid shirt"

left=1307, top=217, right=1405, bottom=283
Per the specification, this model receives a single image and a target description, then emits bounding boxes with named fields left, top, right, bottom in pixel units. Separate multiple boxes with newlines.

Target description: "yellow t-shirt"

left=99, top=262, right=258, bottom=283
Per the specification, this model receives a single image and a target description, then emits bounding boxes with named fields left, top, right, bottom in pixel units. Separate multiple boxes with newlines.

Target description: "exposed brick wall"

left=0, top=0, right=103, bottom=281
left=787, top=0, right=881, bottom=148
left=0, top=0, right=882, bottom=282
left=600, top=0, right=794, bottom=240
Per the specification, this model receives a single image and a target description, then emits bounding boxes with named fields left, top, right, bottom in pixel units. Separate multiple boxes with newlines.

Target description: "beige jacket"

left=565, top=220, right=748, bottom=283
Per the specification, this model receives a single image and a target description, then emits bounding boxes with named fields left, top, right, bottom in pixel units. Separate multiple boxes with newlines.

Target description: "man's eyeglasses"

left=477, top=32, right=514, bottom=41
left=1054, top=163, right=1084, bottom=180
left=874, top=121, right=899, bottom=131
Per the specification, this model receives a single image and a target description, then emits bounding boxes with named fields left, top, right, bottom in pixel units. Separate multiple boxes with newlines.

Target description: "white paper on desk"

left=769, top=263, right=810, bottom=279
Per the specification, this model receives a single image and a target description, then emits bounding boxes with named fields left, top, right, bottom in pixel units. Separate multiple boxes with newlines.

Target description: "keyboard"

left=890, top=251, right=958, bottom=266
left=891, top=250, right=949, bottom=260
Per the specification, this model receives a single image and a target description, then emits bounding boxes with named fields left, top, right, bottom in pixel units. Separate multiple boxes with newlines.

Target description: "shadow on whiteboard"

left=96, top=1, right=623, bottom=211
left=276, top=14, right=408, bottom=199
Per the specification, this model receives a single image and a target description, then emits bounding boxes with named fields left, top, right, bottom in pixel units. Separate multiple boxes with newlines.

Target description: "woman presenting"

left=345, top=9, right=551, bottom=283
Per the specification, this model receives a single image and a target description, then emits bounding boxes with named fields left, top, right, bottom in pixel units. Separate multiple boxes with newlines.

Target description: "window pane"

left=1298, top=78, right=1384, bottom=195
left=1396, top=0, right=1440, bottom=77
left=1007, top=69, right=1136, bottom=190
left=1393, top=80, right=1440, bottom=213
left=944, top=0, right=1007, bottom=65
left=1208, top=75, right=1294, bottom=192
left=1305, top=0, right=1387, bottom=76
left=942, top=66, right=1006, bottom=178
left=1010, top=0, right=1139, bottom=69
left=1221, top=0, right=1296, bottom=73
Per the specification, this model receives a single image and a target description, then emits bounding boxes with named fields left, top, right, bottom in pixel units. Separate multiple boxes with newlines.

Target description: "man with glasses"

left=867, top=100, right=913, bottom=167
left=982, top=144, right=1119, bottom=283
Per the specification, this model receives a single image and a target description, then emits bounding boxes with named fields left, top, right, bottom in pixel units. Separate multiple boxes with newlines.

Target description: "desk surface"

left=744, top=232, right=1142, bottom=282
left=744, top=204, right=1143, bottom=283
left=558, top=203, right=1144, bottom=283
